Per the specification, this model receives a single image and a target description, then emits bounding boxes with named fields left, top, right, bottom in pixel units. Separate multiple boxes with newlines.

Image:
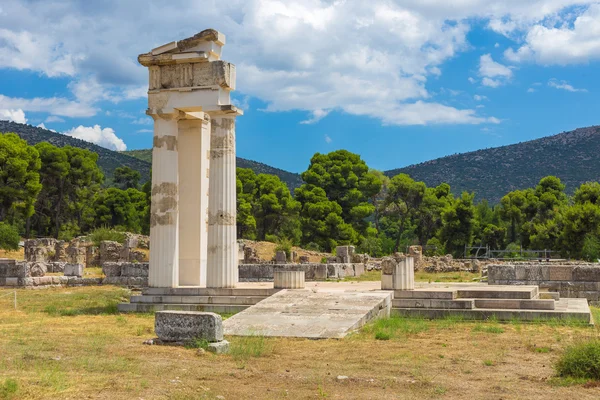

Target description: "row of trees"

left=0, top=133, right=150, bottom=239
left=1, top=132, right=599, bottom=260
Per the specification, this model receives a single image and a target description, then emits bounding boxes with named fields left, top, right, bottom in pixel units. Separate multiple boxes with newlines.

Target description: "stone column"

left=206, top=115, right=238, bottom=288
left=148, top=114, right=180, bottom=288
left=177, top=114, right=210, bottom=287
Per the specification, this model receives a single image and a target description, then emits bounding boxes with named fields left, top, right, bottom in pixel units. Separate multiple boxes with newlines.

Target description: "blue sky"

left=0, top=1, right=599, bottom=173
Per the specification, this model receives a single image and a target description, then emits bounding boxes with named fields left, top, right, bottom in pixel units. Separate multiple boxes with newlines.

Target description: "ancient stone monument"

left=138, top=29, right=241, bottom=288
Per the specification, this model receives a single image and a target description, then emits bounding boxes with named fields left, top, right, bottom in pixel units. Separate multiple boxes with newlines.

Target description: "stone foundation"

left=488, top=263, right=600, bottom=303
left=274, top=270, right=305, bottom=289
left=239, top=263, right=365, bottom=281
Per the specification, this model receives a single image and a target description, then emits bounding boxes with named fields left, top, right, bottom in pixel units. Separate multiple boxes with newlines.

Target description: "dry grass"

left=0, top=248, right=24, bottom=260
left=250, top=241, right=330, bottom=263
left=415, top=270, right=481, bottom=283
left=1, top=286, right=600, bottom=399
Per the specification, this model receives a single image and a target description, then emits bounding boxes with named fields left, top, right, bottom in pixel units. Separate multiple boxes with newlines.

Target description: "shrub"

left=304, top=242, right=321, bottom=252
left=0, top=223, right=20, bottom=251
left=504, top=242, right=522, bottom=259
left=88, top=226, right=127, bottom=247
left=555, top=339, right=600, bottom=380
left=582, top=235, right=600, bottom=262
left=274, top=237, right=293, bottom=259
left=425, top=237, right=445, bottom=256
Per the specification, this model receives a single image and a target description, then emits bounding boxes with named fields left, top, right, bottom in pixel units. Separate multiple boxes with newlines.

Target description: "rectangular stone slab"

left=223, top=289, right=392, bottom=339
left=155, top=310, right=223, bottom=342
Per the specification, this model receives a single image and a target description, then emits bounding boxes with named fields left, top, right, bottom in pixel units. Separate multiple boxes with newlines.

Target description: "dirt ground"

left=248, top=241, right=331, bottom=263
left=1, top=286, right=600, bottom=399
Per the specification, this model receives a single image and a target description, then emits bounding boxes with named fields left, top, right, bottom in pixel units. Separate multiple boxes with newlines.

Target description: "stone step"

left=117, top=303, right=248, bottom=314
left=143, top=287, right=280, bottom=297
left=391, top=298, right=591, bottom=323
left=473, top=299, right=555, bottom=310
left=392, top=298, right=473, bottom=309
left=539, top=292, right=560, bottom=300
left=394, top=290, right=456, bottom=300
left=130, top=295, right=266, bottom=305
left=456, top=286, right=538, bottom=300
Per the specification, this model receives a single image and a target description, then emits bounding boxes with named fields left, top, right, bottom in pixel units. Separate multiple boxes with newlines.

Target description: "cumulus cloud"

left=479, top=54, right=513, bottom=87
left=37, top=122, right=57, bottom=132
left=64, top=125, right=127, bottom=151
left=1, top=0, right=596, bottom=126
left=548, top=79, right=588, bottom=92
left=474, top=94, right=488, bottom=101
left=0, top=108, right=27, bottom=124
left=301, top=109, right=329, bottom=124
left=324, top=134, right=332, bottom=143
left=0, top=94, right=96, bottom=117
left=504, top=4, right=600, bottom=65
left=45, top=115, right=65, bottom=123
left=482, top=77, right=502, bottom=88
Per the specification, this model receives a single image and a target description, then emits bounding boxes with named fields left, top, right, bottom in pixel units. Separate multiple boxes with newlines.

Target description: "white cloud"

left=527, top=88, right=536, bottom=93
left=45, top=115, right=65, bottom=123
left=37, top=122, right=56, bottom=132
left=468, top=77, right=476, bottom=84
left=0, top=94, right=96, bottom=117
left=548, top=79, right=588, bottom=92
left=494, top=42, right=500, bottom=48
left=482, top=77, right=502, bottom=88
left=324, top=134, right=332, bottom=143
left=474, top=94, right=488, bottom=101
left=2, top=0, right=595, bottom=126
left=136, top=129, right=153, bottom=133
left=505, top=4, right=600, bottom=65
left=64, top=125, right=127, bottom=151
left=132, top=117, right=153, bottom=125
left=0, top=108, right=27, bottom=124
left=301, top=109, right=329, bottom=125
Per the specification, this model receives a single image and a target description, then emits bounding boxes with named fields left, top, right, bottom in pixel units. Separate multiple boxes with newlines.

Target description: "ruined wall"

left=239, top=263, right=365, bottom=282
left=488, top=263, right=600, bottom=302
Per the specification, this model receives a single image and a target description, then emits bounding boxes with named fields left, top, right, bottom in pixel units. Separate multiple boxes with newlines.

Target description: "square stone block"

left=102, top=262, right=122, bottom=277
left=548, top=266, right=573, bottom=281
left=155, top=311, right=223, bottom=342
left=207, top=340, right=230, bottom=354
left=573, top=266, right=600, bottom=282
left=5, top=277, right=18, bottom=286
left=64, top=263, right=84, bottom=277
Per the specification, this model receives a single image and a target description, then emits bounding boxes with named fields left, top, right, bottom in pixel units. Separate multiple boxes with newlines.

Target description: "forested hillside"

left=0, top=121, right=151, bottom=183
left=385, top=126, right=600, bottom=204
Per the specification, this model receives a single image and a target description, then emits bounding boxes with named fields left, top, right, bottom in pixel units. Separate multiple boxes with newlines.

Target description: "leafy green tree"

left=0, top=133, right=42, bottom=226
left=559, top=202, right=600, bottom=258
left=439, top=192, right=476, bottom=257
left=383, top=173, right=426, bottom=252
left=93, top=188, right=147, bottom=233
left=299, top=150, right=381, bottom=236
left=526, top=176, right=567, bottom=250
left=574, top=182, right=600, bottom=205
left=295, top=184, right=357, bottom=251
left=499, top=189, right=536, bottom=245
left=415, top=183, right=453, bottom=246
left=113, top=166, right=141, bottom=190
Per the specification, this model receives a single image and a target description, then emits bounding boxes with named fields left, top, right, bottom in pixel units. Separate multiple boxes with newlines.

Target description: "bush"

left=555, top=339, right=600, bottom=380
left=425, top=237, right=445, bottom=256
left=0, top=223, right=20, bottom=251
left=504, top=242, right=522, bottom=259
left=88, top=226, right=127, bottom=247
left=582, top=235, right=600, bottom=262
left=274, top=237, right=293, bottom=259
left=304, top=242, right=321, bottom=252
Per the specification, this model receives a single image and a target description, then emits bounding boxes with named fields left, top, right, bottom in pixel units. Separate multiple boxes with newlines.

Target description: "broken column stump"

left=154, top=310, right=229, bottom=353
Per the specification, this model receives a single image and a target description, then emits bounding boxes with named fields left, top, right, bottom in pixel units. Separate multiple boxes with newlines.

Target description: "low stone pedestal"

left=154, top=310, right=229, bottom=353
left=274, top=270, right=305, bottom=289
left=382, top=257, right=414, bottom=290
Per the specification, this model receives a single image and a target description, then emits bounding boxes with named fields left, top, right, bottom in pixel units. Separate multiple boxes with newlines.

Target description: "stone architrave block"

left=64, top=263, right=84, bottom=277
left=155, top=311, right=223, bottom=342
left=549, top=266, right=573, bottom=281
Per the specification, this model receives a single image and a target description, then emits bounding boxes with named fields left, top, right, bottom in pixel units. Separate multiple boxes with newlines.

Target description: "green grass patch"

left=472, top=324, right=504, bottom=334
left=185, top=338, right=210, bottom=350
left=0, top=379, right=18, bottom=400
left=230, top=335, right=274, bottom=361
left=363, top=316, right=430, bottom=340
left=375, top=331, right=391, bottom=340
left=343, top=270, right=381, bottom=282
left=415, top=271, right=480, bottom=283
left=556, top=339, right=600, bottom=380
left=483, top=360, right=495, bottom=366
left=87, top=227, right=127, bottom=247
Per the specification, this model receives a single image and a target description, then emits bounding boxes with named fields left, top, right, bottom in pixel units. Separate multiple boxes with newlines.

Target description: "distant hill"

left=122, top=149, right=304, bottom=190
left=385, top=125, right=600, bottom=204
left=0, top=121, right=151, bottom=183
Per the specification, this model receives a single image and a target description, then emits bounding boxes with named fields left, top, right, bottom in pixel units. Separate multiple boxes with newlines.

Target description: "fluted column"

left=206, top=115, right=238, bottom=288
left=148, top=113, right=180, bottom=287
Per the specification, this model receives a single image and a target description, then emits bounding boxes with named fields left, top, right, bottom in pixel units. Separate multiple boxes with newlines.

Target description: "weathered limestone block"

left=66, top=245, right=86, bottom=264
left=54, top=241, right=67, bottom=262
left=336, top=246, right=355, bottom=263
left=64, top=263, right=84, bottom=277
left=275, top=250, right=287, bottom=264
left=274, top=270, right=305, bottom=289
left=382, top=257, right=414, bottom=290
left=29, top=262, right=47, bottom=277
left=155, top=311, right=223, bottom=342
left=102, top=262, right=122, bottom=277
left=121, top=263, right=149, bottom=277
left=207, top=340, right=230, bottom=354
left=0, top=259, right=19, bottom=277
left=4, top=277, right=18, bottom=286
left=128, top=250, right=146, bottom=263
left=243, top=246, right=260, bottom=264
left=573, top=266, right=600, bottom=282
left=100, top=241, right=124, bottom=265
left=47, top=262, right=66, bottom=273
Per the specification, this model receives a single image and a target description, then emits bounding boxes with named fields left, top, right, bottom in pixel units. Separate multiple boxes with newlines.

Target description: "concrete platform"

left=223, top=289, right=392, bottom=339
